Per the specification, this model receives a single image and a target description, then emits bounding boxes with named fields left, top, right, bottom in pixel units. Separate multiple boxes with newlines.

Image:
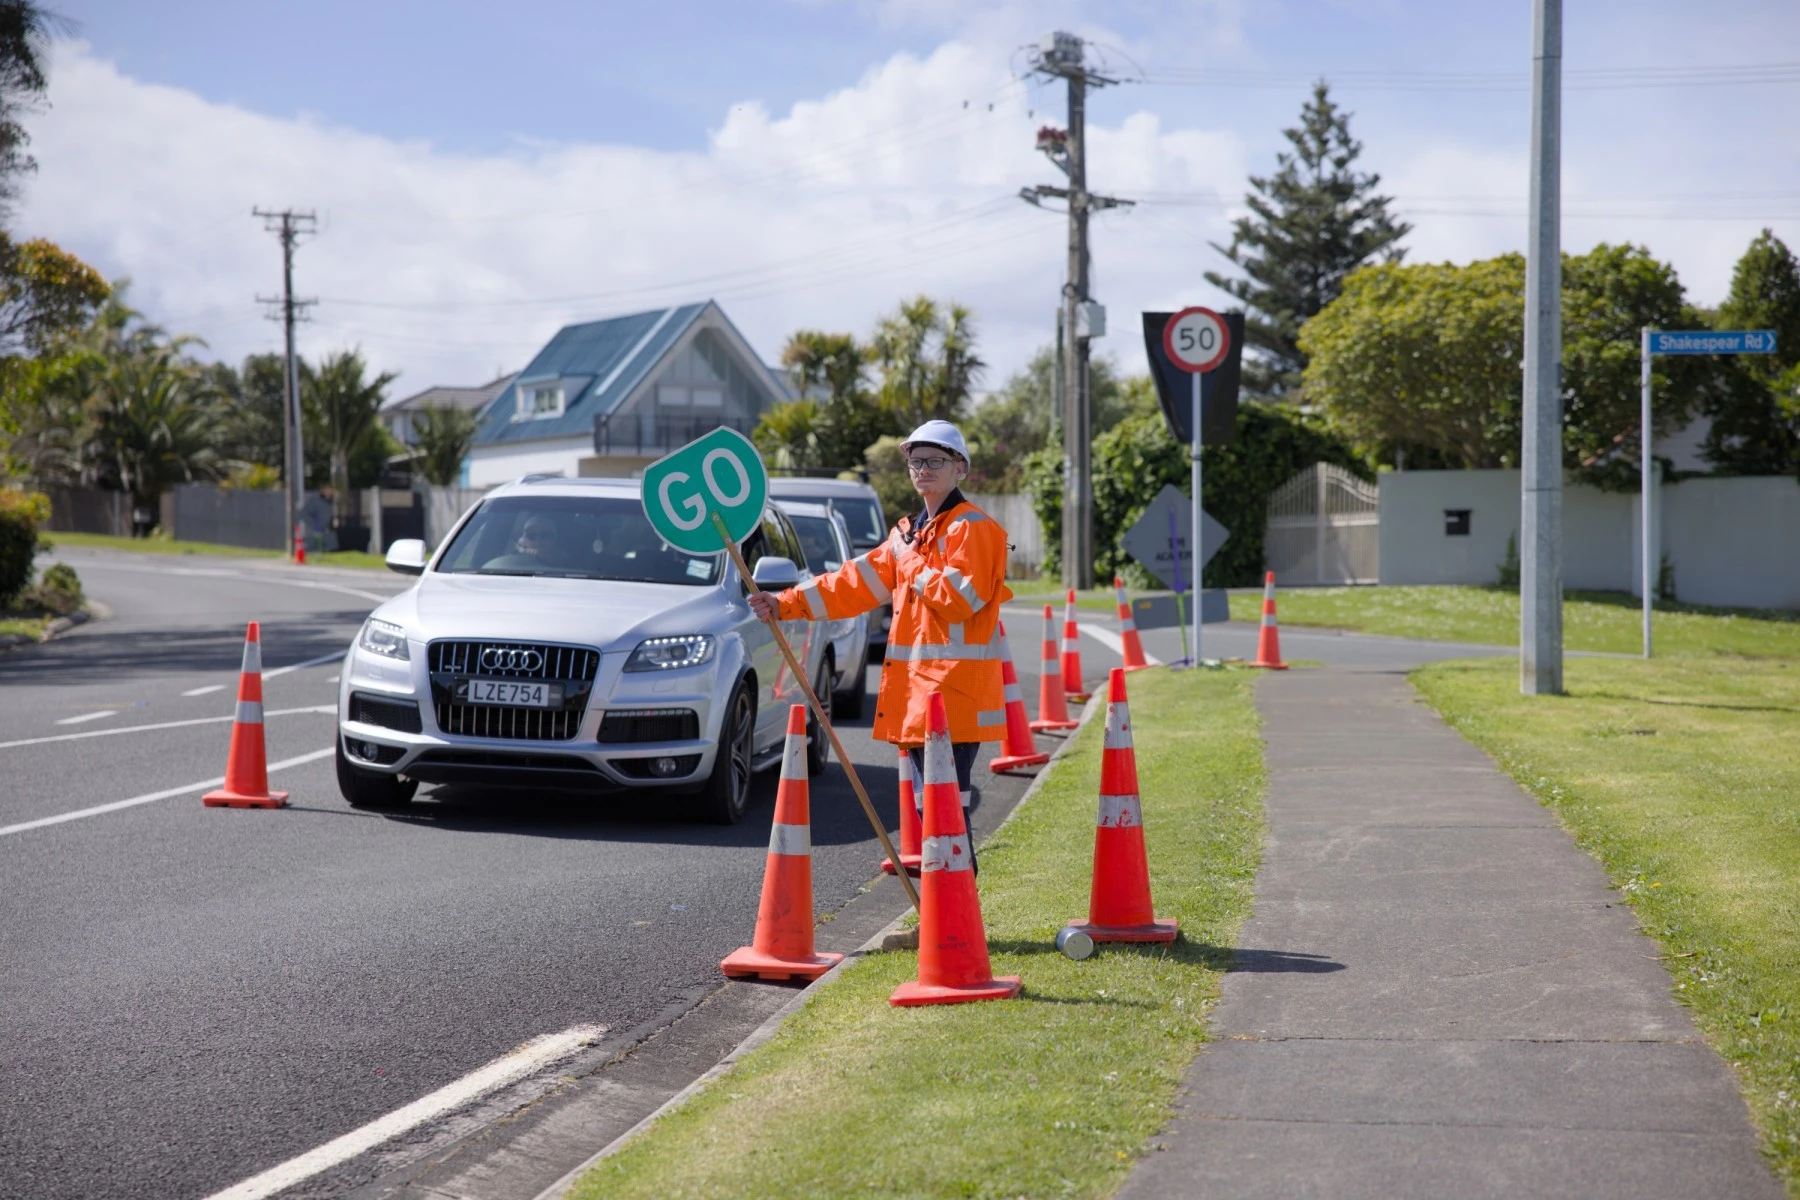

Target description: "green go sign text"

left=640, top=427, right=769, bottom=555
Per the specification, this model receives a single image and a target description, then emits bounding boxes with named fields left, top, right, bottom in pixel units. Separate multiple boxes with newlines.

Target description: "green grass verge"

left=1415, top=654, right=1800, bottom=1193
left=1227, top=584, right=1800, bottom=658
left=571, top=668, right=1266, bottom=1200
left=0, top=614, right=52, bottom=640
left=1005, top=578, right=1119, bottom=611
left=43, top=531, right=387, bottom=570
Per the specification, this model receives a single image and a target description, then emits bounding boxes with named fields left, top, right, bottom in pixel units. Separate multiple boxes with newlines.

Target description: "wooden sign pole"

left=710, top=514, right=920, bottom=912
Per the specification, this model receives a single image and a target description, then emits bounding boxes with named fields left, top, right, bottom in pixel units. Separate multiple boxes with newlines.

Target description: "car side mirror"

left=385, top=538, right=428, bottom=575
left=750, top=555, right=800, bottom=591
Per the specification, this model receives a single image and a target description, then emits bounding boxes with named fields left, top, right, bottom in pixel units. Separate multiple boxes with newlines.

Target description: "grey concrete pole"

left=1520, top=0, right=1564, bottom=695
left=1641, top=327, right=1653, bottom=657
left=1062, top=63, right=1093, bottom=589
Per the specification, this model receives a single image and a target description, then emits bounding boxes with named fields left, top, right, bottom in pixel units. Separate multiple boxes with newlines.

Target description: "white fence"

left=965, top=492, right=1044, bottom=577
left=1379, top=469, right=1800, bottom=610
left=1264, top=464, right=1380, bottom=585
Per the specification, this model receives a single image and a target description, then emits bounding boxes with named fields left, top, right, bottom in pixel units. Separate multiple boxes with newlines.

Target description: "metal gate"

left=1264, top=463, right=1380, bottom=585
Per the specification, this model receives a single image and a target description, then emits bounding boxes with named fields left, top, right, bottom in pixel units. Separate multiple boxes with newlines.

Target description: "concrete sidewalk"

left=1117, top=663, right=1780, bottom=1200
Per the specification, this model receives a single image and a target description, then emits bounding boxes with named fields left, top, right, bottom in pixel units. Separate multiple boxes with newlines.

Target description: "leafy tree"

left=0, top=1, right=58, bottom=219
left=870, top=296, right=984, bottom=429
left=0, top=236, right=108, bottom=358
left=1206, top=81, right=1410, bottom=401
left=1303, top=245, right=1711, bottom=479
left=1702, top=229, right=1800, bottom=477
left=862, top=435, right=918, bottom=527
left=780, top=330, right=889, bottom=469
left=301, top=349, right=396, bottom=521
left=202, top=353, right=287, bottom=479
left=751, top=398, right=825, bottom=472
left=410, top=403, right=480, bottom=487
left=2, top=344, right=92, bottom=483
left=85, top=339, right=224, bottom=515
left=1027, top=403, right=1370, bottom=587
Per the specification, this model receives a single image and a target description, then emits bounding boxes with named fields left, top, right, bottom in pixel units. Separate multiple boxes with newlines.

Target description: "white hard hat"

left=900, top=419, right=970, bottom=463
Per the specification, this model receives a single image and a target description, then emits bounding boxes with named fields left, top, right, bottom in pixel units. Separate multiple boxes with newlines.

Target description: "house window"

left=658, top=384, right=689, bottom=407
left=1445, top=509, right=1471, bottom=536
left=691, top=387, right=723, bottom=409
left=518, top=384, right=564, bottom=421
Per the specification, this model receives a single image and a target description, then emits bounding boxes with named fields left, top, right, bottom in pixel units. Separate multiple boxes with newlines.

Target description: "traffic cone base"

left=890, top=975, right=1023, bottom=1006
left=722, top=707, right=843, bottom=982
left=1029, top=714, right=1079, bottom=732
left=1062, top=917, right=1178, bottom=944
left=990, top=749, right=1049, bottom=771
left=991, top=620, right=1050, bottom=773
left=1032, top=603, right=1081, bottom=731
left=203, top=788, right=289, bottom=809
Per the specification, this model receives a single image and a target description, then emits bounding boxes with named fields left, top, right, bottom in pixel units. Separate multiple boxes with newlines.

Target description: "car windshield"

left=829, top=497, right=886, bottom=550
left=435, top=495, right=724, bottom=585
left=788, top=514, right=844, bottom=573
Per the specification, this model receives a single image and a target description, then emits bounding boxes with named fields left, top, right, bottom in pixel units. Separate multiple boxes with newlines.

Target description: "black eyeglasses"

left=906, top=456, right=954, bottom=472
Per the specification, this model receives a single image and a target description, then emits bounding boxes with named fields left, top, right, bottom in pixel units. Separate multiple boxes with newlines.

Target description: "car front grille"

left=427, top=640, right=600, bottom=742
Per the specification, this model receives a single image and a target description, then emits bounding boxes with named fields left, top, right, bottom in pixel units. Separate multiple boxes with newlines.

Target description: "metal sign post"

left=643, top=429, right=919, bottom=911
left=1637, top=328, right=1779, bottom=658
left=1161, top=307, right=1231, bottom=666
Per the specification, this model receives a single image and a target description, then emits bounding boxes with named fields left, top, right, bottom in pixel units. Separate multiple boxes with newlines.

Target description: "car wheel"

left=806, top=656, right=832, bottom=777
left=832, top=653, right=866, bottom=720
left=700, top=680, right=755, bottom=825
left=336, top=738, right=418, bottom=810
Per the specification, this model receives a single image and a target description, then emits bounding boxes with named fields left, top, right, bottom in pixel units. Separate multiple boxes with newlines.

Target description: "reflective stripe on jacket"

left=775, top=490, right=1011, bottom=744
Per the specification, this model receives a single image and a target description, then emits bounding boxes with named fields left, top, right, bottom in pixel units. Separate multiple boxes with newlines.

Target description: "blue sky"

left=27, top=0, right=1800, bottom=394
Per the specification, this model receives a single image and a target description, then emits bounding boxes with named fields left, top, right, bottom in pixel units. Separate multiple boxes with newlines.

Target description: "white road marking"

left=326, top=674, right=339, bottom=683
left=182, top=684, right=227, bottom=696
left=1078, top=622, right=1164, bottom=667
left=199, top=1025, right=607, bottom=1200
left=0, top=705, right=335, bottom=751
left=0, top=747, right=336, bottom=838
left=54, top=710, right=117, bottom=726
left=262, top=651, right=344, bottom=680
left=63, top=558, right=399, bottom=603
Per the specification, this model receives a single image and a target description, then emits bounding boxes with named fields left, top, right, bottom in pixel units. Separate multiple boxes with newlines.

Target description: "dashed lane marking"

left=0, top=705, right=335, bottom=751
left=0, top=746, right=335, bottom=838
left=55, top=710, right=118, bottom=726
left=181, top=684, right=227, bottom=696
left=199, top=1025, right=607, bottom=1200
left=263, top=651, right=344, bottom=680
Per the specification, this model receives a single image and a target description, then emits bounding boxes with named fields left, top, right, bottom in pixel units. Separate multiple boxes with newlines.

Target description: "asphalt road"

left=2, top=550, right=1133, bottom=1200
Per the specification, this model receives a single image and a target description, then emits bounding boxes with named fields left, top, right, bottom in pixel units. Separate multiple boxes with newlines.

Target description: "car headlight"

left=624, top=634, right=715, bottom=672
left=358, top=617, right=411, bottom=661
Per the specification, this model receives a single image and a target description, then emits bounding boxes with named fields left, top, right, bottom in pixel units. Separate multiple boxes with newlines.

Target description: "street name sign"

left=1648, top=330, right=1777, bottom=356
left=640, top=427, right=768, bottom=555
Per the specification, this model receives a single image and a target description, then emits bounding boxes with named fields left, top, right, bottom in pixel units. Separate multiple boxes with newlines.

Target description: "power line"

left=1136, top=60, right=1800, bottom=92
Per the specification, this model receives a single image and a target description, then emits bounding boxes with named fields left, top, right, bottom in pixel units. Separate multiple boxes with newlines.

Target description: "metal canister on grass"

left=1055, top=926, right=1094, bottom=961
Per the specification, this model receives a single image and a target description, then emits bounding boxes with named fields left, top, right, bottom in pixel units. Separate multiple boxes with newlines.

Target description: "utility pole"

left=1520, top=0, right=1563, bottom=694
left=254, top=208, right=318, bottom=560
left=1022, top=31, right=1132, bottom=589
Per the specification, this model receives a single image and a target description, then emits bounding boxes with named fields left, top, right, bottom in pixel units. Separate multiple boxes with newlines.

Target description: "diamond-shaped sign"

left=1120, top=484, right=1227, bottom=593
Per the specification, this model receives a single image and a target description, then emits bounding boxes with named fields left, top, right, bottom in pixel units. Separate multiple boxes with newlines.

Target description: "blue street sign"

left=1648, top=330, right=1778, bottom=355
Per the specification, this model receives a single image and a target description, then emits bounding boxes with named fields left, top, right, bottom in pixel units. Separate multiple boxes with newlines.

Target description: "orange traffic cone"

left=722, top=706, right=845, bottom=982
left=1114, top=576, right=1151, bottom=671
left=292, top=522, right=306, bottom=565
left=1030, top=604, right=1079, bottom=733
left=990, top=621, right=1049, bottom=773
left=1060, top=589, right=1090, bottom=702
left=1251, top=571, right=1289, bottom=670
left=891, top=693, right=1022, bottom=1007
left=880, top=745, right=923, bottom=877
left=1064, top=668, right=1177, bottom=944
left=203, top=622, right=289, bottom=808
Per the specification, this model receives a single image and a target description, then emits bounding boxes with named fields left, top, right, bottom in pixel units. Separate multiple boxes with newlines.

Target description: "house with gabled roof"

left=466, top=301, right=792, bottom=487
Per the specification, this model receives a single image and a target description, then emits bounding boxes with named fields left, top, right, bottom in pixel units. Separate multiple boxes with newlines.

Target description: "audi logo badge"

left=480, top=647, right=544, bottom=672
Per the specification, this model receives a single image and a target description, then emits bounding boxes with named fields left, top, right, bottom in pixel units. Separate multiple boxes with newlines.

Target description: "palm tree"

left=752, top=399, right=824, bottom=471
left=302, top=349, right=396, bottom=524
left=410, top=403, right=478, bottom=487
left=869, top=296, right=985, bottom=430
left=85, top=342, right=223, bottom=515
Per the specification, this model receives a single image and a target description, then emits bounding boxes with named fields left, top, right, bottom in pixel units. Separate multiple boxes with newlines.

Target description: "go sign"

left=1163, top=306, right=1230, bottom=374
left=640, top=427, right=769, bottom=554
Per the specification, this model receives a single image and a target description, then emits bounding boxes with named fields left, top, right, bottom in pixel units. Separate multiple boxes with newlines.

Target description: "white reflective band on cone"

left=235, top=700, right=264, bottom=725
left=1104, top=703, right=1133, bottom=749
left=1003, top=683, right=1022, bottom=704
left=922, top=724, right=954, bottom=786
left=768, top=822, right=811, bottom=856
left=1098, top=793, right=1143, bottom=827
left=921, top=833, right=973, bottom=872
left=780, top=732, right=808, bottom=780
left=242, top=642, right=262, bottom=674
left=1121, top=617, right=1137, bottom=632
left=1262, top=612, right=1278, bottom=626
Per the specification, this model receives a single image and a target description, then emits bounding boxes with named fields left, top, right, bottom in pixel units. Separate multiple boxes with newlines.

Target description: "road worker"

left=748, top=419, right=1011, bottom=865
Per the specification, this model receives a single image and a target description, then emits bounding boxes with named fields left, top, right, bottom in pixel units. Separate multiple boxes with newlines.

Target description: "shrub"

left=25, top=561, right=83, bottom=615
left=0, top=488, right=49, bottom=607
left=1028, top=404, right=1370, bottom=588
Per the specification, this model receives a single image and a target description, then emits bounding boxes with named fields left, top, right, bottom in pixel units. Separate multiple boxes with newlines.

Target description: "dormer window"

left=517, top=383, right=564, bottom=421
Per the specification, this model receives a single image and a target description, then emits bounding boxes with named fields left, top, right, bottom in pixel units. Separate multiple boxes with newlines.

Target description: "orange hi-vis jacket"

left=774, top=489, right=1012, bottom=746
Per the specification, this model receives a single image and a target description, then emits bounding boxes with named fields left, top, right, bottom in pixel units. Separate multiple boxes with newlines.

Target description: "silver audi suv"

left=335, top=476, right=829, bottom=823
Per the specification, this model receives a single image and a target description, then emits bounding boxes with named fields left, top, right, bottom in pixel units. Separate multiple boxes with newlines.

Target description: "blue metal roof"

left=474, top=303, right=708, bottom=447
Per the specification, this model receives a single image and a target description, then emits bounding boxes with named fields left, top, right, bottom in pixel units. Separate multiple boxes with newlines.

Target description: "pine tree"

left=1205, top=81, right=1410, bottom=401
left=1702, top=228, right=1800, bottom=476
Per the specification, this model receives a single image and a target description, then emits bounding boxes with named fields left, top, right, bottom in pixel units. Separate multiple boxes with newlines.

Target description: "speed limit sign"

left=1163, top=307, right=1230, bottom=374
